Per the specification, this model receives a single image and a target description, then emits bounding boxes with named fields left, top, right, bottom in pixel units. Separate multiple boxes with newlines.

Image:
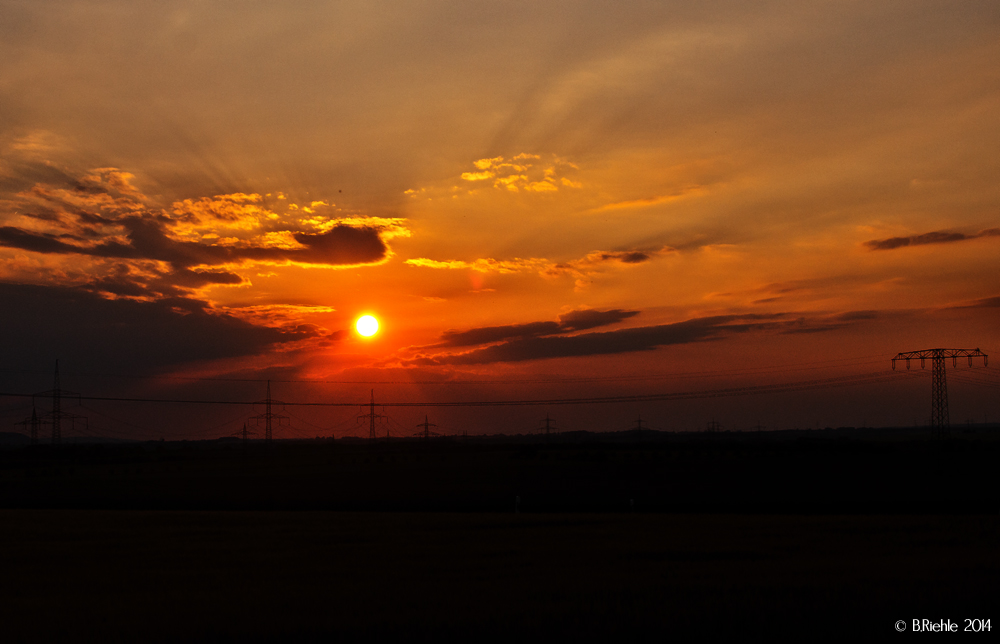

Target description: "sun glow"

left=356, top=315, right=379, bottom=337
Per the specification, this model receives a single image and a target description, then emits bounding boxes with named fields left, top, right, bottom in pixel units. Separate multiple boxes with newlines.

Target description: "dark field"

left=0, top=435, right=997, bottom=640
left=1, top=432, right=998, bottom=512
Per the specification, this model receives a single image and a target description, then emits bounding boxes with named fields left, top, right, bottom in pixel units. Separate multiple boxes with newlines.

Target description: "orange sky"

left=0, top=1, right=997, bottom=436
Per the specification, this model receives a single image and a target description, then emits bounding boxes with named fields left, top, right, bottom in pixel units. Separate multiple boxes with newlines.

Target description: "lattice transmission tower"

left=358, top=390, right=388, bottom=440
left=250, top=381, right=288, bottom=446
left=13, top=408, right=40, bottom=445
left=31, top=361, right=87, bottom=445
left=231, top=422, right=257, bottom=450
left=540, top=413, right=557, bottom=437
left=416, top=415, right=438, bottom=439
left=892, top=348, right=988, bottom=438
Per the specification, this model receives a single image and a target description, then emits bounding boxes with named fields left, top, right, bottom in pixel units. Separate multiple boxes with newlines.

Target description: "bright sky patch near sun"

left=356, top=315, right=379, bottom=337
left=0, top=1, right=998, bottom=432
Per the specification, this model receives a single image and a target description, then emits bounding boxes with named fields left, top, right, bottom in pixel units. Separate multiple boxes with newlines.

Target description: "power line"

left=0, top=369, right=925, bottom=409
left=0, top=353, right=895, bottom=385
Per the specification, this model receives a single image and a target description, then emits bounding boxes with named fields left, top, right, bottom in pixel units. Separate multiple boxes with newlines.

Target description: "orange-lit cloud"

left=0, top=151, right=409, bottom=302
left=404, top=256, right=551, bottom=274
left=451, top=154, right=580, bottom=194
left=168, top=193, right=273, bottom=237
left=405, top=246, right=674, bottom=292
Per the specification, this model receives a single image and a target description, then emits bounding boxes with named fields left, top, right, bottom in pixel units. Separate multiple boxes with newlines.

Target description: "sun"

left=356, top=314, right=379, bottom=337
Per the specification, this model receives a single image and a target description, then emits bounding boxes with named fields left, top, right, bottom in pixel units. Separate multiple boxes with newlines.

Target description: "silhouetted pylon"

left=250, top=380, right=288, bottom=446
left=52, top=362, right=61, bottom=443
left=416, top=415, right=437, bottom=439
left=237, top=422, right=257, bottom=449
left=540, top=414, right=556, bottom=436
left=892, top=348, right=988, bottom=438
left=32, top=360, right=87, bottom=445
left=358, top=390, right=388, bottom=440
left=13, top=407, right=40, bottom=445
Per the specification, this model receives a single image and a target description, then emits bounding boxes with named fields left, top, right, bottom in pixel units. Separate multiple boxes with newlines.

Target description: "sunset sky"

left=1, top=1, right=997, bottom=438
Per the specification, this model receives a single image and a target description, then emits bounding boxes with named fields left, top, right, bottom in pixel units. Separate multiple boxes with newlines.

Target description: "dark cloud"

left=0, top=226, right=81, bottom=254
left=864, top=228, right=1000, bottom=251
left=0, top=158, right=398, bottom=305
left=292, top=226, right=388, bottom=265
left=414, top=314, right=786, bottom=365
left=124, top=218, right=388, bottom=268
left=0, top=216, right=387, bottom=300
left=436, top=308, right=640, bottom=348
left=0, top=219, right=387, bottom=267
left=557, top=308, right=639, bottom=331
left=438, top=321, right=562, bottom=347
left=602, top=251, right=648, bottom=264
left=0, top=282, right=316, bottom=373
left=0, top=159, right=85, bottom=195
left=412, top=310, right=881, bottom=365
left=175, top=268, right=246, bottom=287
left=84, top=275, right=155, bottom=298
left=833, top=310, right=878, bottom=321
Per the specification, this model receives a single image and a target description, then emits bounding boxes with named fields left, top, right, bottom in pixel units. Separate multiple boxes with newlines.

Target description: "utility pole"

left=892, top=348, right=988, bottom=438
left=707, top=419, right=721, bottom=433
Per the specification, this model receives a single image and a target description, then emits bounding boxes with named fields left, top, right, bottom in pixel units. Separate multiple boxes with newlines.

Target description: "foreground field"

left=0, top=511, right=996, bottom=641
left=1, top=435, right=998, bottom=512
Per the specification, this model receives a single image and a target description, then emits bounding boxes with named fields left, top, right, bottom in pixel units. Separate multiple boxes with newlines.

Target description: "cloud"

left=216, top=303, right=338, bottom=329
left=454, top=154, right=580, bottom=193
left=405, top=247, right=672, bottom=287
left=168, top=192, right=271, bottom=235
left=558, top=308, right=640, bottom=331
left=541, top=248, right=672, bottom=279
left=290, top=226, right=389, bottom=265
left=404, top=256, right=550, bottom=274
left=438, top=321, right=563, bottom=348
left=0, top=219, right=388, bottom=272
left=864, top=228, right=1000, bottom=251
left=433, top=308, right=639, bottom=348
left=407, top=310, right=877, bottom=365
left=0, top=281, right=317, bottom=372
left=0, top=156, right=405, bottom=299
left=410, top=315, right=763, bottom=365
